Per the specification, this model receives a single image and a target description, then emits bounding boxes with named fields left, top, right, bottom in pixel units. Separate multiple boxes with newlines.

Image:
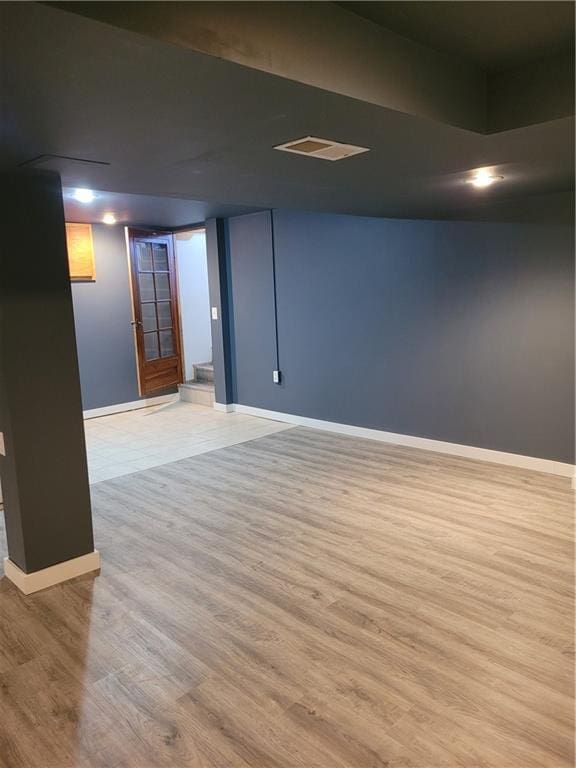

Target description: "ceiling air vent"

left=274, top=136, right=370, bottom=161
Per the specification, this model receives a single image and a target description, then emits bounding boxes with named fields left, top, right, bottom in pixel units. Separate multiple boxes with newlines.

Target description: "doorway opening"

left=127, top=226, right=213, bottom=405
left=174, top=228, right=215, bottom=406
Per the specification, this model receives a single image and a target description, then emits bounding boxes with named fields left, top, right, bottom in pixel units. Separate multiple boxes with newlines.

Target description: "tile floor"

left=84, top=401, right=292, bottom=484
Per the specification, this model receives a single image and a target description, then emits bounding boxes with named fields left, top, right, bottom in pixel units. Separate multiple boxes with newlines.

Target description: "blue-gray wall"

left=71, top=224, right=141, bottom=410
left=227, top=209, right=575, bottom=464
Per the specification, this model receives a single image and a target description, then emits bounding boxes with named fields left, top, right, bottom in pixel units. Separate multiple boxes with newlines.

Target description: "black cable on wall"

left=269, top=209, right=281, bottom=375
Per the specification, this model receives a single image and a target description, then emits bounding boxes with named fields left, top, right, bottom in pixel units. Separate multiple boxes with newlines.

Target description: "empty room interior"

left=0, top=2, right=574, bottom=767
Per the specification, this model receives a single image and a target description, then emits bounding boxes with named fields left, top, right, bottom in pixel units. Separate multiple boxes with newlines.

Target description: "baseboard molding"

left=4, top=550, right=101, bottom=595
left=83, top=394, right=179, bottom=420
left=213, top=402, right=234, bottom=413
left=232, top=404, right=575, bottom=479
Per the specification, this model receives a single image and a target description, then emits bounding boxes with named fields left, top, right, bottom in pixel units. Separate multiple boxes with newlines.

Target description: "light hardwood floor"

left=0, top=427, right=573, bottom=767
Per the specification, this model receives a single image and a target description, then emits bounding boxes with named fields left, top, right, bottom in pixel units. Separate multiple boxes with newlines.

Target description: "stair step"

left=181, top=381, right=213, bottom=391
left=179, top=382, right=215, bottom=406
left=193, top=362, right=214, bottom=383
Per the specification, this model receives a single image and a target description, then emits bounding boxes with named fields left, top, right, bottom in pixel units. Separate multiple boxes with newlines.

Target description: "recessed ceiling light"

left=72, top=188, right=96, bottom=203
left=274, top=136, right=370, bottom=161
left=102, top=213, right=116, bottom=225
left=468, top=169, right=504, bottom=189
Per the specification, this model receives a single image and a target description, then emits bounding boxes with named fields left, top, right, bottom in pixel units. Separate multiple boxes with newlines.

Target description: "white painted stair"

left=193, top=362, right=214, bottom=383
left=179, top=362, right=215, bottom=406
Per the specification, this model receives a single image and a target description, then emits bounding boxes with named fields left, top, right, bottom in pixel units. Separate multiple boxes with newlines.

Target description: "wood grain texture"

left=0, top=426, right=573, bottom=767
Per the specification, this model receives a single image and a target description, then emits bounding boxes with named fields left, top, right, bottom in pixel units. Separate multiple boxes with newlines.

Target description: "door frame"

left=172, top=224, right=209, bottom=384
left=127, top=227, right=184, bottom=396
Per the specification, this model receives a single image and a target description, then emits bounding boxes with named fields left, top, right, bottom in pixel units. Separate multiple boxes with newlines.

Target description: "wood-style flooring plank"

left=0, top=426, right=573, bottom=767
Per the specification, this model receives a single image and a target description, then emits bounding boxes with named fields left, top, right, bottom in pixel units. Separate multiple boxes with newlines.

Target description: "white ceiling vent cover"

left=274, top=136, right=370, bottom=161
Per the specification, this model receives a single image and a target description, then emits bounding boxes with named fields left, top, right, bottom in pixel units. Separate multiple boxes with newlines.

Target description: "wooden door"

left=128, top=229, right=183, bottom=395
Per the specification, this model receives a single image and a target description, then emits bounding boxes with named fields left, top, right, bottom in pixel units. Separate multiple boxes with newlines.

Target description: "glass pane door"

left=136, top=241, right=175, bottom=361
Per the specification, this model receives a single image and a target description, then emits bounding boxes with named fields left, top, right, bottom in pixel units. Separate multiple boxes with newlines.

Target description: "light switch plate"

left=211, top=307, right=218, bottom=320
left=0, top=432, right=5, bottom=456
left=272, top=370, right=282, bottom=384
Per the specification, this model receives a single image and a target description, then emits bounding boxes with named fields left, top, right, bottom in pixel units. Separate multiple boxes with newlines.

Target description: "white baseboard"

left=213, top=402, right=234, bottom=413
left=83, top=394, right=179, bottom=420
left=232, top=404, right=575, bottom=479
left=4, top=550, right=101, bottom=595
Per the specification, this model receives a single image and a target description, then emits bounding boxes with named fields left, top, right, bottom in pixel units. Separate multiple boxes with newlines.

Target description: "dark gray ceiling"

left=1, top=2, right=574, bottom=221
left=338, top=1, right=575, bottom=72
left=45, top=1, right=575, bottom=134
left=62, top=189, right=258, bottom=228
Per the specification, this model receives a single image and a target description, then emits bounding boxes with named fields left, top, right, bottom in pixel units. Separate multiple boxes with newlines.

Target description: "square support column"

left=0, top=170, right=99, bottom=593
